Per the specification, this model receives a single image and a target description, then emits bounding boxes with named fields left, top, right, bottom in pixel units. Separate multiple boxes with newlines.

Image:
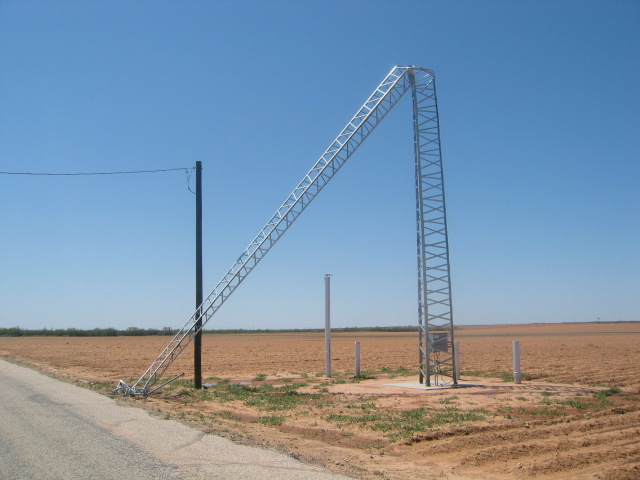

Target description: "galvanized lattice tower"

left=410, top=70, right=456, bottom=386
left=114, top=65, right=456, bottom=396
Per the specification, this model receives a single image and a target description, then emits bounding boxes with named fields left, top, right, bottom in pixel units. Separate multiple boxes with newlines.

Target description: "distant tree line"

left=0, top=325, right=420, bottom=337
left=0, top=326, right=178, bottom=337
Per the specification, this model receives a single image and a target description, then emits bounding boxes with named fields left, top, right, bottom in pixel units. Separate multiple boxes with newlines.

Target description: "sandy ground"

left=1, top=322, right=639, bottom=479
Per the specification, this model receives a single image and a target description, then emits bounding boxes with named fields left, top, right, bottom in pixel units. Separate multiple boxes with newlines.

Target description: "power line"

left=0, top=167, right=192, bottom=176
left=1, top=166, right=198, bottom=194
left=185, top=168, right=196, bottom=194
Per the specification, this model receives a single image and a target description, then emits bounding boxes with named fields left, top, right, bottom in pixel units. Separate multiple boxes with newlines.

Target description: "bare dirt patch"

left=2, top=322, right=639, bottom=479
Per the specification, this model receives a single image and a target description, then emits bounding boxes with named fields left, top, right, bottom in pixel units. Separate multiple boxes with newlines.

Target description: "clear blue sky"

left=1, top=1, right=638, bottom=330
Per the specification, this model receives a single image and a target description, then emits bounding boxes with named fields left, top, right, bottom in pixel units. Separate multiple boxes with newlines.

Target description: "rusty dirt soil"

left=1, top=322, right=639, bottom=480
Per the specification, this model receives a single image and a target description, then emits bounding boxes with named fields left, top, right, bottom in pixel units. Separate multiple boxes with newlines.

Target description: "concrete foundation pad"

left=383, top=382, right=480, bottom=391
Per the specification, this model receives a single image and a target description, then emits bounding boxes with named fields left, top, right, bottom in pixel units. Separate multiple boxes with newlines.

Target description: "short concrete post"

left=513, top=340, right=521, bottom=384
left=454, top=340, right=460, bottom=381
left=324, top=274, right=332, bottom=377
left=354, top=342, right=361, bottom=377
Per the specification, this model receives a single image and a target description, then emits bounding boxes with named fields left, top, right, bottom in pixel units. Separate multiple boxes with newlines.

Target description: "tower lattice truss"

left=114, top=65, right=456, bottom=396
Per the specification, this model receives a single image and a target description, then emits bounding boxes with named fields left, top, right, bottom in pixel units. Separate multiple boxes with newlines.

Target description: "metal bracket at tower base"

left=112, top=372, right=185, bottom=397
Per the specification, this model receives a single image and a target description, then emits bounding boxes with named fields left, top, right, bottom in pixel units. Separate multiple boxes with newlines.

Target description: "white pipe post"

left=324, top=274, right=332, bottom=377
left=513, top=340, right=521, bottom=384
left=454, top=340, right=460, bottom=381
left=354, top=341, right=361, bottom=377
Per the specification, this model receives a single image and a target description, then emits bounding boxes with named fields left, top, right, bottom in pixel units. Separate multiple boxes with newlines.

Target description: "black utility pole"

left=194, top=161, right=203, bottom=389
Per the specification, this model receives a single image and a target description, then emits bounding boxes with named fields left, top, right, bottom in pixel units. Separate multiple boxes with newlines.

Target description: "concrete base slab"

left=383, top=382, right=480, bottom=390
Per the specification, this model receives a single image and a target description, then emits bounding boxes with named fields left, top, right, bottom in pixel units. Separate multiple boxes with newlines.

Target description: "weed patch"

left=462, top=370, right=534, bottom=382
left=326, top=406, right=487, bottom=441
left=594, top=387, right=621, bottom=401
left=255, top=416, right=285, bottom=426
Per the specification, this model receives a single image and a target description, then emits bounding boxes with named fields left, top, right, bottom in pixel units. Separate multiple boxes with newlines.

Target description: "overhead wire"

left=0, top=166, right=198, bottom=193
left=185, top=168, right=196, bottom=194
left=0, top=167, right=192, bottom=176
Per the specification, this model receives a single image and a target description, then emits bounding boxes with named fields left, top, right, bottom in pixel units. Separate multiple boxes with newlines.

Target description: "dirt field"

left=1, top=322, right=639, bottom=479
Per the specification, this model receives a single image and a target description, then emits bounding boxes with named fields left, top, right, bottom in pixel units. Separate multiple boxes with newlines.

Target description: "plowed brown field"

left=2, top=322, right=639, bottom=479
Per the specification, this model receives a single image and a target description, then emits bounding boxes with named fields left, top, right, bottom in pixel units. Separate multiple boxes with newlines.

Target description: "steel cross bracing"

left=410, top=70, right=457, bottom=386
left=114, top=65, right=456, bottom=396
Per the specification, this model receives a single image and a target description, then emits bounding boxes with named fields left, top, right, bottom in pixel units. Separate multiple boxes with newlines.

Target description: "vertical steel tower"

left=114, top=66, right=456, bottom=396
left=410, top=70, right=456, bottom=386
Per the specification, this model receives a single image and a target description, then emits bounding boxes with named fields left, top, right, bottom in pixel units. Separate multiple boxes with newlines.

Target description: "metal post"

left=513, top=340, right=521, bottom=384
left=354, top=341, right=361, bottom=377
left=454, top=340, right=460, bottom=381
left=324, top=274, right=332, bottom=377
left=194, top=161, right=203, bottom=389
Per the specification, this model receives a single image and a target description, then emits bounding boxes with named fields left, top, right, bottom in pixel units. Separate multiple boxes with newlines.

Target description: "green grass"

left=215, top=411, right=242, bottom=421
left=461, top=370, right=534, bottom=382
left=352, top=373, right=376, bottom=381
left=533, top=387, right=621, bottom=413
left=245, top=390, right=302, bottom=411
left=498, top=405, right=513, bottom=414
left=199, top=381, right=318, bottom=411
left=379, top=366, right=418, bottom=378
left=594, top=386, right=621, bottom=401
left=356, top=366, right=417, bottom=380
left=519, top=405, right=566, bottom=418
left=556, top=398, right=589, bottom=410
left=525, top=389, right=622, bottom=417
left=192, top=389, right=213, bottom=401
left=326, top=406, right=488, bottom=441
left=438, top=396, right=458, bottom=404
left=497, top=371, right=534, bottom=382
left=346, top=401, right=377, bottom=410
left=254, top=416, right=285, bottom=426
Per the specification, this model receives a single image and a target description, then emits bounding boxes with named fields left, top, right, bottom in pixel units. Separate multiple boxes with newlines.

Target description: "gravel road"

left=0, top=359, right=353, bottom=480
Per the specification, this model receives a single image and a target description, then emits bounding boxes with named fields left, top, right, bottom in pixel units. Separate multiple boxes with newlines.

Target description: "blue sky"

left=1, top=1, right=638, bottom=330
